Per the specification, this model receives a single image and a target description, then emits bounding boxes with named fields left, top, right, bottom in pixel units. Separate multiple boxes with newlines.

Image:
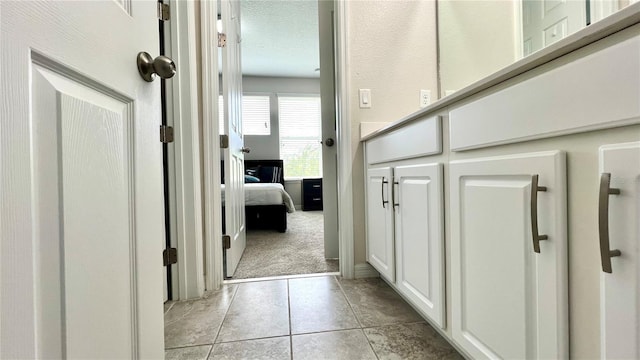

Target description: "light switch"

left=359, top=89, right=371, bottom=108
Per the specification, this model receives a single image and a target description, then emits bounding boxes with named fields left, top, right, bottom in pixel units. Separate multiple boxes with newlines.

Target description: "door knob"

left=323, top=138, right=335, bottom=147
left=137, top=52, right=176, bottom=82
left=241, top=147, right=251, bottom=153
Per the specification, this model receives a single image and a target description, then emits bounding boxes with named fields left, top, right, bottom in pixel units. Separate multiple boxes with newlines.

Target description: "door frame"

left=163, top=0, right=206, bottom=299
left=334, top=0, right=355, bottom=279
left=197, top=0, right=355, bottom=289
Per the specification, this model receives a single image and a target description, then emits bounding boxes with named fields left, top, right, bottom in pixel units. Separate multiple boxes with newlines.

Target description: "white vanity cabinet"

left=366, top=166, right=395, bottom=281
left=364, top=116, right=446, bottom=328
left=362, top=20, right=640, bottom=359
left=393, top=163, right=445, bottom=328
left=599, top=142, right=640, bottom=360
left=449, top=151, right=568, bottom=359
left=366, top=162, right=446, bottom=329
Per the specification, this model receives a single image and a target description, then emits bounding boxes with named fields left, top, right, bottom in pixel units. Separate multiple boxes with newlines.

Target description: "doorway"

left=218, top=0, right=340, bottom=281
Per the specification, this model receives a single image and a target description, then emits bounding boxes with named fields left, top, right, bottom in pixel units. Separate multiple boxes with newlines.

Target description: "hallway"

left=164, top=276, right=461, bottom=359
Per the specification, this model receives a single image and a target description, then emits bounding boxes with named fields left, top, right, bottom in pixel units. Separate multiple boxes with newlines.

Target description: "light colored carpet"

left=231, top=211, right=339, bottom=279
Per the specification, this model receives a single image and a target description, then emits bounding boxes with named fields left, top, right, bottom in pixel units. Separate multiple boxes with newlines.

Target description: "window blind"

left=218, top=95, right=270, bottom=135
left=278, top=96, right=322, bottom=178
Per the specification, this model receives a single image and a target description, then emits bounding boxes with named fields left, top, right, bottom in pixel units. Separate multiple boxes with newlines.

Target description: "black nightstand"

left=302, top=178, right=323, bottom=211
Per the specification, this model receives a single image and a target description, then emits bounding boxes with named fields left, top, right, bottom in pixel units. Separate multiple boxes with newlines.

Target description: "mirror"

left=438, top=0, right=638, bottom=96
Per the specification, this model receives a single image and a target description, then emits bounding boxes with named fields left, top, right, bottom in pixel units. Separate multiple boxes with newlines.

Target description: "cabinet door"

left=394, top=164, right=445, bottom=328
left=599, top=142, right=640, bottom=360
left=450, top=151, right=568, bottom=359
left=366, top=167, right=395, bottom=281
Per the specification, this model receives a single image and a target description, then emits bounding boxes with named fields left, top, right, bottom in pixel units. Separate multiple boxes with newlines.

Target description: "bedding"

left=221, top=183, right=295, bottom=213
left=222, top=159, right=291, bottom=232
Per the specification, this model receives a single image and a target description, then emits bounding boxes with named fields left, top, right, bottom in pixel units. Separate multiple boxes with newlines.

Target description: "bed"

left=222, top=160, right=295, bottom=233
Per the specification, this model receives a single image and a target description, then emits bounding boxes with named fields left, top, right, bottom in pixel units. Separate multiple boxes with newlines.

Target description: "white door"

left=522, top=0, right=585, bottom=56
left=599, top=142, right=640, bottom=360
left=449, top=151, right=568, bottom=359
left=394, top=163, right=445, bottom=328
left=221, top=0, right=247, bottom=277
left=366, top=167, right=395, bottom=281
left=318, top=0, right=339, bottom=259
left=1, top=1, right=164, bottom=358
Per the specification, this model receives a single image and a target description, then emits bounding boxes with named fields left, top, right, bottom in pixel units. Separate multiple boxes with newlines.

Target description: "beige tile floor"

left=164, top=276, right=462, bottom=360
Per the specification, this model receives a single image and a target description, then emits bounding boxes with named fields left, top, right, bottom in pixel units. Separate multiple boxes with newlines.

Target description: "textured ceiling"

left=240, top=0, right=320, bottom=78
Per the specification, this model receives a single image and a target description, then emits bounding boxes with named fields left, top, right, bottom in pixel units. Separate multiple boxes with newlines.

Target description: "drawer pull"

left=599, top=173, right=622, bottom=274
left=531, top=174, right=548, bottom=253
left=313, top=184, right=321, bottom=188
left=313, top=197, right=321, bottom=201
left=381, top=177, right=389, bottom=208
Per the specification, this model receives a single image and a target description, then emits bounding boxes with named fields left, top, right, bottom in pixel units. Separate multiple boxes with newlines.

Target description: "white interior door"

left=599, top=142, right=640, bottom=360
left=366, top=167, right=395, bottom=281
left=449, top=151, right=568, bottom=359
left=522, top=0, right=585, bottom=56
left=1, top=1, right=164, bottom=358
left=394, top=163, right=445, bottom=329
left=318, top=0, right=339, bottom=259
left=221, top=0, right=246, bottom=277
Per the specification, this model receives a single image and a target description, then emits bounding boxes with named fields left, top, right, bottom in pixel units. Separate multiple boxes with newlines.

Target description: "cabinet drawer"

left=450, top=33, right=640, bottom=151
left=366, top=116, right=442, bottom=164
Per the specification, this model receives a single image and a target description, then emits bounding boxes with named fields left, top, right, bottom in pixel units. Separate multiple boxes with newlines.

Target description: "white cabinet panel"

left=366, top=167, right=395, bottom=281
left=599, top=142, right=640, bottom=360
left=450, top=151, right=568, bottom=359
left=394, top=164, right=445, bottom=328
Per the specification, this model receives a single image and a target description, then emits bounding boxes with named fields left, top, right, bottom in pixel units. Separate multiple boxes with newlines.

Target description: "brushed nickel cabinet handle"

left=393, top=181, right=400, bottom=208
left=531, top=174, right=548, bottom=253
left=599, top=173, right=622, bottom=274
left=381, top=177, right=389, bottom=208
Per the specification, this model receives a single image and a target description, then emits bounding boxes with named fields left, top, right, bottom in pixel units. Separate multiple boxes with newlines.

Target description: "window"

left=218, top=95, right=271, bottom=135
left=278, top=96, right=322, bottom=178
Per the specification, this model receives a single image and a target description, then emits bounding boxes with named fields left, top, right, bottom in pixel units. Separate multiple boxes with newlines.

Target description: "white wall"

left=242, top=76, right=320, bottom=161
left=345, top=0, right=439, bottom=265
left=438, top=0, right=520, bottom=95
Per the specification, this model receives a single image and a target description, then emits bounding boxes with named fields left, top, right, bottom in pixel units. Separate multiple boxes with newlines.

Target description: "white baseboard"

left=354, top=262, right=379, bottom=279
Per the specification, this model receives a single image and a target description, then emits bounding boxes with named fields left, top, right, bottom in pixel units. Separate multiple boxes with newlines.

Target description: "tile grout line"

left=287, top=279, right=293, bottom=360
left=224, top=271, right=340, bottom=285
left=362, top=328, right=381, bottom=360
left=209, top=334, right=291, bottom=345
left=212, top=283, right=241, bottom=346
left=334, top=275, right=365, bottom=329
left=205, top=344, right=213, bottom=360
left=164, top=301, right=176, bottom=315
left=291, top=326, right=363, bottom=338
left=334, top=276, right=380, bottom=360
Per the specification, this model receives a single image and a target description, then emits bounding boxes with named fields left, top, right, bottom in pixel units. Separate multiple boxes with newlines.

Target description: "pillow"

left=245, top=167, right=259, bottom=177
left=244, top=175, right=261, bottom=183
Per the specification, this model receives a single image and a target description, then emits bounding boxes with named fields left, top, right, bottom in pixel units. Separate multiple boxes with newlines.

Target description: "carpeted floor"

left=231, top=211, right=339, bottom=279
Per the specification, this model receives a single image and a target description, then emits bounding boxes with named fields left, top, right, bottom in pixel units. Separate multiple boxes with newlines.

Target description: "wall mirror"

left=438, top=0, right=638, bottom=96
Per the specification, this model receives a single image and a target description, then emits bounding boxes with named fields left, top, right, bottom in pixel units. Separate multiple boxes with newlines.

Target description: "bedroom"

left=219, top=0, right=338, bottom=280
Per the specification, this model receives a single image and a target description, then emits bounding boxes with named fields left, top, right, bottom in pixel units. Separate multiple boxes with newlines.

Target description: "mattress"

left=221, top=183, right=296, bottom=213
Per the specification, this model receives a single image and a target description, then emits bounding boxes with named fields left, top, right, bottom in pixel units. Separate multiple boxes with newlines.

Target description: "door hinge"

left=220, top=134, right=229, bottom=149
left=160, top=125, right=174, bottom=143
left=163, top=247, right=177, bottom=266
left=218, top=33, right=227, bottom=48
left=222, top=235, right=231, bottom=250
left=158, top=3, right=170, bottom=21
